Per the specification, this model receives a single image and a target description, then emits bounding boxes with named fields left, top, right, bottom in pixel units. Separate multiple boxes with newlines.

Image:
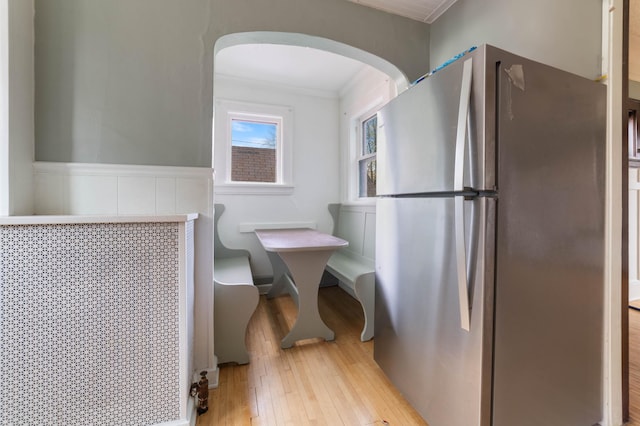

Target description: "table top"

left=255, top=228, right=348, bottom=252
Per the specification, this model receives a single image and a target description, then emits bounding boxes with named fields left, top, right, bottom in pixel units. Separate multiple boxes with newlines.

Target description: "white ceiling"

left=215, top=0, right=458, bottom=93
left=346, top=0, right=458, bottom=23
left=215, top=44, right=378, bottom=94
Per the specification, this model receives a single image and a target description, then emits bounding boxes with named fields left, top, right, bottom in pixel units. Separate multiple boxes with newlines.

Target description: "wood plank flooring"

left=629, top=307, right=640, bottom=425
left=197, top=285, right=427, bottom=426
left=200, top=290, right=640, bottom=425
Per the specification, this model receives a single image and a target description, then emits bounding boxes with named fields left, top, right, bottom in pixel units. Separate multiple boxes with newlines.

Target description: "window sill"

left=214, top=183, right=294, bottom=196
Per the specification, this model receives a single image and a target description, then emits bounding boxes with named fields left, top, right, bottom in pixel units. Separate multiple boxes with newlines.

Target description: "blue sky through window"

left=231, top=119, right=277, bottom=149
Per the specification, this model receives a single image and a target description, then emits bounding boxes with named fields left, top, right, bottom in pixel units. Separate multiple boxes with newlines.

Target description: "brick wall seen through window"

left=231, top=118, right=279, bottom=183
left=215, top=100, right=292, bottom=192
left=231, top=146, right=276, bottom=182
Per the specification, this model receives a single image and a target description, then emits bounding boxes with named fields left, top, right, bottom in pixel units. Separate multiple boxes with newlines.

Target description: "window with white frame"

left=214, top=99, right=293, bottom=194
left=357, top=113, right=378, bottom=198
left=230, top=114, right=280, bottom=183
left=345, top=71, right=396, bottom=202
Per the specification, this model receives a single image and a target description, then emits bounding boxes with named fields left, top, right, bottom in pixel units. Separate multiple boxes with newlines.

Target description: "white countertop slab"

left=0, top=213, right=199, bottom=225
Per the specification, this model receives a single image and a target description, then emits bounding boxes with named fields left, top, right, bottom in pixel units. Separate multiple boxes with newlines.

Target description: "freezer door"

left=491, top=53, right=606, bottom=425
left=374, top=196, right=494, bottom=426
left=377, top=51, right=483, bottom=196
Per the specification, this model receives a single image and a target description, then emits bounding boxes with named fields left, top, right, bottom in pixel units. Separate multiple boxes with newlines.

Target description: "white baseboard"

left=256, top=278, right=337, bottom=296
left=183, top=368, right=217, bottom=425
left=138, top=402, right=196, bottom=426
left=188, top=396, right=197, bottom=426
left=256, top=283, right=272, bottom=295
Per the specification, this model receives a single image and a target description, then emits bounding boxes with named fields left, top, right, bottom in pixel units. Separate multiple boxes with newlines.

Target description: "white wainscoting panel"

left=68, top=174, right=119, bottom=215
left=118, top=176, right=157, bottom=215
left=33, top=162, right=216, bottom=373
left=157, top=177, right=178, bottom=214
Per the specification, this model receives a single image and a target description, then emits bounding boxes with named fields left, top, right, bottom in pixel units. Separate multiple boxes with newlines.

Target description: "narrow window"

left=631, top=109, right=640, bottom=162
left=358, top=114, right=377, bottom=197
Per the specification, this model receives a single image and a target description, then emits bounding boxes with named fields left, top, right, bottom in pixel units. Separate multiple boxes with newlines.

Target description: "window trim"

left=214, top=99, right=293, bottom=195
left=357, top=113, right=378, bottom=198
left=630, top=101, right=640, bottom=167
left=349, top=100, right=383, bottom=202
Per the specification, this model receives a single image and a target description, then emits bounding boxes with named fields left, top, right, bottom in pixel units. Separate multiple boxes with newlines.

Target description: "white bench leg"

left=354, top=273, right=375, bottom=342
left=214, top=282, right=259, bottom=364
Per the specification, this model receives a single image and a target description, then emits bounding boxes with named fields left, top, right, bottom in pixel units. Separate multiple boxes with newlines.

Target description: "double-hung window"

left=357, top=113, right=378, bottom=198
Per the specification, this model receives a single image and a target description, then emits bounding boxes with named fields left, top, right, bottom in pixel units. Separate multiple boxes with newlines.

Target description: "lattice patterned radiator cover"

left=0, top=223, right=183, bottom=425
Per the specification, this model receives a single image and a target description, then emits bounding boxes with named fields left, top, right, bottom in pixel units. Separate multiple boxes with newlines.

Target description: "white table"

left=255, top=228, right=348, bottom=348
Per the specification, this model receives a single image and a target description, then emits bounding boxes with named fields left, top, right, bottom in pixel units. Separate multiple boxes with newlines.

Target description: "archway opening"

left=211, top=32, right=407, bottom=280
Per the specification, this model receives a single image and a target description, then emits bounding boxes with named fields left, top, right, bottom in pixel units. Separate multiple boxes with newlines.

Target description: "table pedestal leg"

left=265, top=251, right=290, bottom=299
left=278, top=250, right=335, bottom=348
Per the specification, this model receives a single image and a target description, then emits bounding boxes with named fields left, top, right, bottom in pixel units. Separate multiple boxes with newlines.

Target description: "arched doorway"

left=209, top=33, right=409, bottom=361
left=213, top=32, right=410, bottom=93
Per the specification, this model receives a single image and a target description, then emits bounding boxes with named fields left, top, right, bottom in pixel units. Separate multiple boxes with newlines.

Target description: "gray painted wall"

left=430, top=0, right=603, bottom=80
left=5, top=0, right=34, bottom=215
left=34, top=0, right=430, bottom=167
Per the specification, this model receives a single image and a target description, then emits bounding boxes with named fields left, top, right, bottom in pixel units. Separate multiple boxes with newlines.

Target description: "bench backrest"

left=328, top=203, right=376, bottom=264
left=214, top=203, right=251, bottom=260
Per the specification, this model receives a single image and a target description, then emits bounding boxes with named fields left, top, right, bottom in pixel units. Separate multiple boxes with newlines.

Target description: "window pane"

left=231, top=119, right=277, bottom=183
left=231, top=120, right=277, bottom=148
left=359, top=157, right=377, bottom=197
left=362, top=115, right=377, bottom=155
left=631, top=110, right=639, bottom=159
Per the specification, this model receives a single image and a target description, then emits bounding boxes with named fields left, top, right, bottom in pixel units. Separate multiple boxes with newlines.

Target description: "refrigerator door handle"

left=454, top=58, right=473, bottom=192
left=454, top=58, right=473, bottom=331
left=455, top=197, right=471, bottom=331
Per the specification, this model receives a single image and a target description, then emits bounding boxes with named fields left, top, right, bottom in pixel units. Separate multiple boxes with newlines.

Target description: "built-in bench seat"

left=325, top=203, right=376, bottom=341
left=213, top=204, right=259, bottom=365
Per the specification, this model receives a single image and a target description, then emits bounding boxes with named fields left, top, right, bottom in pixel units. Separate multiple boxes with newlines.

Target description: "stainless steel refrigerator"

left=374, top=45, right=606, bottom=426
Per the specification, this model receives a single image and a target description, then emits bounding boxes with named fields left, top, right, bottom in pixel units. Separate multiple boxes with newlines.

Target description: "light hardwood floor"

left=629, top=307, right=640, bottom=425
left=198, top=285, right=427, bottom=426
left=200, top=289, right=640, bottom=426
